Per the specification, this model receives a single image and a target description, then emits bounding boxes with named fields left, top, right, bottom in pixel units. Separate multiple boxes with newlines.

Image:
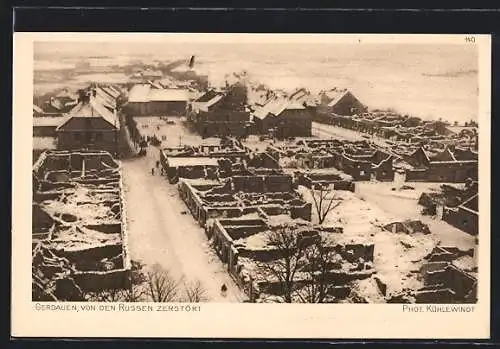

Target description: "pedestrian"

left=156, top=160, right=160, bottom=168
left=221, top=284, right=227, bottom=297
left=151, top=168, right=155, bottom=176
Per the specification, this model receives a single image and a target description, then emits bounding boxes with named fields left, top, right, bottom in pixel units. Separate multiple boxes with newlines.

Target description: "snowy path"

left=121, top=147, right=247, bottom=303
left=356, top=181, right=476, bottom=250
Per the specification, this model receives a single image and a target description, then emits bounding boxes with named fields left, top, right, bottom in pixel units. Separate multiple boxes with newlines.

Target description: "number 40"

left=465, top=36, right=476, bottom=43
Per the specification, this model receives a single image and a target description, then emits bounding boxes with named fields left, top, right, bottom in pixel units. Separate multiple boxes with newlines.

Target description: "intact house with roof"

left=56, top=90, right=120, bottom=155
left=252, top=96, right=313, bottom=138
left=316, top=88, right=366, bottom=116
left=126, top=83, right=190, bottom=116
left=188, top=83, right=252, bottom=138
left=418, top=181, right=479, bottom=236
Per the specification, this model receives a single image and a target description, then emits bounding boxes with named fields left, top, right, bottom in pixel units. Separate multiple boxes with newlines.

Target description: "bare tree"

left=296, top=238, right=338, bottom=303
left=257, top=226, right=306, bottom=303
left=182, top=280, right=209, bottom=302
left=146, top=264, right=180, bottom=302
left=310, top=184, right=342, bottom=225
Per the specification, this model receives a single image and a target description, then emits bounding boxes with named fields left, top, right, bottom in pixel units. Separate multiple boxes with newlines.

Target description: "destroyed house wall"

left=196, top=120, right=251, bottom=138
left=443, top=206, right=479, bottom=236
left=211, top=218, right=374, bottom=294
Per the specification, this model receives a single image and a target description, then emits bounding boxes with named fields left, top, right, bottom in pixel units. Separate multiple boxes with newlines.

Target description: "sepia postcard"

left=12, top=32, right=491, bottom=339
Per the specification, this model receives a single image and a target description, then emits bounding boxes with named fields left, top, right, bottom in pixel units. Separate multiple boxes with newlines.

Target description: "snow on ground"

left=298, top=186, right=396, bottom=231
left=122, top=144, right=248, bottom=302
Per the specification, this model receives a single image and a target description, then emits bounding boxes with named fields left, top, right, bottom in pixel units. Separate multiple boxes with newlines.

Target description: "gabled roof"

left=94, top=87, right=116, bottom=109
left=203, top=94, right=224, bottom=109
left=102, top=86, right=120, bottom=99
left=327, top=90, right=350, bottom=107
left=253, top=98, right=306, bottom=120
left=147, top=80, right=164, bottom=90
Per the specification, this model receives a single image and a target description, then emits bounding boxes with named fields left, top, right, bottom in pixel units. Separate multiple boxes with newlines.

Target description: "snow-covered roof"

left=148, top=88, right=190, bottom=102
left=33, top=116, right=67, bottom=127
left=128, top=84, right=190, bottom=102
left=204, top=94, right=224, bottom=108
left=319, top=88, right=350, bottom=107
left=147, top=80, right=164, bottom=90
left=33, top=104, right=44, bottom=114
left=33, top=137, right=57, bottom=150
left=128, top=84, right=151, bottom=102
left=253, top=98, right=306, bottom=120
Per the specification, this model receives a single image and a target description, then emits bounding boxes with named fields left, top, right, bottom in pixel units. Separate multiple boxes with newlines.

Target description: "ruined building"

left=32, top=150, right=131, bottom=301
left=188, top=83, right=252, bottom=138
left=316, top=88, right=366, bottom=116
left=126, top=83, right=190, bottom=116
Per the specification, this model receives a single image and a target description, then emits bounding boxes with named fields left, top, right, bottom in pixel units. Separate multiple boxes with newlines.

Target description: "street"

left=121, top=145, right=247, bottom=302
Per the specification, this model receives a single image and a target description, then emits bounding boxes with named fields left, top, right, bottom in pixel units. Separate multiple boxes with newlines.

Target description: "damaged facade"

left=32, top=150, right=131, bottom=301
